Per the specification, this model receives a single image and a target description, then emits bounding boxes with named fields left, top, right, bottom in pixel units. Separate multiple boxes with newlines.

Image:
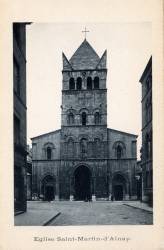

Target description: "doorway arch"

left=41, top=175, right=55, bottom=201
left=112, top=174, right=127, bottom=201
left=74, top=165, right=91, bottom=201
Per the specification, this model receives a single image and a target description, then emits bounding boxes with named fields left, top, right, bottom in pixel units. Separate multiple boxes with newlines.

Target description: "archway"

left=41, top=175, right=55, bottom=201
left=74, top=166, right=91, bottom=201
left=112, top=174, right=127, bottom=201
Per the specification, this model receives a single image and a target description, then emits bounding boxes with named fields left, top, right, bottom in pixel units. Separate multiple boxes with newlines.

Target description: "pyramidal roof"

left=69, top=39, right=100, bottom=70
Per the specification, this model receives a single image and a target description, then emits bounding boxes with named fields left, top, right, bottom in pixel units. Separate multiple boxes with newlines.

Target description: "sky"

left=26, top=23, right=151, bottom=159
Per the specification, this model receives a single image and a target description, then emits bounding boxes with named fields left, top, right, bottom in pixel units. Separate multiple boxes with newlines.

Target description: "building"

left=136, top=160, right=142, bottom=200
left=13, top=23, right=29, bottom=212
left=32, top=39, right=138, bottom=201
left=27, top=145, right=32, bottom=200
left=140, top=57, right=152, bottom=205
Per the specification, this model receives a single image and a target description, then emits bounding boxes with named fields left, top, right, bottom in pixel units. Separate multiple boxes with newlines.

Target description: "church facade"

left=32, top=39, right=138, bottom=201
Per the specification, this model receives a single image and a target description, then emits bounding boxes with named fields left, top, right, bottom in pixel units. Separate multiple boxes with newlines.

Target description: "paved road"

left=48, top=201, right=153, bottom=226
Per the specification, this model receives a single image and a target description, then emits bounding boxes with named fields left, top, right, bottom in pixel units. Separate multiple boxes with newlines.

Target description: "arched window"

left=47, top=147, right=52, bottom=160
left=76, top=77, right=82, bottom=90
left=94, top=112, right=100, bottom=124
left=68, top=112, right=74, bottom=125
left=116, top=145, right=123, bottom=159
left=113, top=141, right=126, bottom=158
left=87, top=77, right=92, bottom=90
left=82, top=112, right=87, bottom=126
left=80, top=138, right=87, bottom=155
left=94, top=138, right=101, bottom=156
left=69, top=77, right=75, bottom=90
left=68, top=138, right=74, bottom=157
left=94, top=76, right=99, bottom=89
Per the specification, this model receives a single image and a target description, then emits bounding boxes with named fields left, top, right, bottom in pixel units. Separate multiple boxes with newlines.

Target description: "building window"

left=68, top=112, right=74, bottom=125
left=69, top=78, right=75, bottom=90
left=82, top=112, right=87, bottom=126
left=14, top=58, right=20, bottom=96
left=76, top=77, right=82, bottom=90
left=113, top=141, right=126, bottom=159
left=47, top=147, right=52, bottom=160
left=87, top=77, right=92, bottom=90
left=145, top=133, right=152, bottom=160
left=94, top=76, right=99, bottom=89
left=80, top=138, right=87, bottom=155
left=94, top=112, right=100, bottom=124
left=14, top=115, right=20, bottom=145
left=116, top=145, right=123, bottom=159
left=68, top=138, right=74, bottom=157
left=94, top=138, right=101, bottom=156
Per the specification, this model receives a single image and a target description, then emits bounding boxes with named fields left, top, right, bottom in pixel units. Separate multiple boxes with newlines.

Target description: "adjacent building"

left=140, top=56, right=152, bottom=205
left=32, top=39, right=138, bottom=201
left=27, top=145, right=32, bottom=200
left=13, top=23, right=29, bottom=212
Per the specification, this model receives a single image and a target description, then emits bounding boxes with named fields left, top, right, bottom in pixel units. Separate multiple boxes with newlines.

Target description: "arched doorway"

left=112, top=174, right=127, bottom=201
left=74, top=166, right=91, bottom=201
left=41, top=175, right=55, bottom=201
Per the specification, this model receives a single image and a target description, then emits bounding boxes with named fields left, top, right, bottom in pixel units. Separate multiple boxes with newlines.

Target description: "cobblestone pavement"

left=48, top=201, right=153, bottom=226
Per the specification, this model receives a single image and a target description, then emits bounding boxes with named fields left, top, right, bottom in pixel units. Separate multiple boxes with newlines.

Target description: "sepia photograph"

left=13, top=22, right=153, bottom=226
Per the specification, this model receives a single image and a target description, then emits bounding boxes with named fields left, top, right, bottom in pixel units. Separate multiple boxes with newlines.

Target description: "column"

left=55, top=178, right=59, bottom=201
left=125, top=182, right=130, bottom=200
left=70, top=176, right=74, bottom=201
left=92, top=177, right=96, bottom=201
left=108, top=181, right=112, bottom=201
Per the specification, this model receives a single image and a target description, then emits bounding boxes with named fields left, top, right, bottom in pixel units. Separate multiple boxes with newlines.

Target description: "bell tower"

left=60, top=38, right=108, bottom=200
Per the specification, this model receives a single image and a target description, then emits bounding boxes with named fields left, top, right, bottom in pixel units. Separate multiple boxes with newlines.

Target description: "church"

left=31, top=37, right=138, bottom=201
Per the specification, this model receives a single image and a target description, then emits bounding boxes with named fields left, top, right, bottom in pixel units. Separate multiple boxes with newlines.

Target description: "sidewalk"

left=123, top=201, right=153, bottom=213
left=14, top=201, right=60, bottom=226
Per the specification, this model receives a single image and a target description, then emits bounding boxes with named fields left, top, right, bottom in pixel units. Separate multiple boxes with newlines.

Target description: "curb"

left=14, top=211, right=25, bottom=216
left=123, top=204, right=153, bottom=213
left=42, top=212, right=61, bottom=226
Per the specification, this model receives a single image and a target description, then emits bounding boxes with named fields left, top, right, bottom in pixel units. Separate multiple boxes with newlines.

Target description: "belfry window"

left=47, top=147, right=52, bottom=160
left=82, top=112, right=87, bottom=126
left=69, top=78, right=75, bottom=90
left=87, top=77, right=92, bottom=90
left=76, top=77, right=82, bottom=90
left=94, top=77, right=99, bottom=89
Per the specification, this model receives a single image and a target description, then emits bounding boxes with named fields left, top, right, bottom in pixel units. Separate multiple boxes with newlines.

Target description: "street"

left=47, top=201, right=152, bottom=226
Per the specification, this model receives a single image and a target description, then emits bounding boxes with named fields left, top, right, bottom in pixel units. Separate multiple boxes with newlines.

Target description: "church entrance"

left=41, top=175, right=55, bottom=201
left=45, top=185, right=54, bottom=201
left=113, top=185, right=123, bottom=200
left=112, top=174, right=127, bottom=201
left=74, top=166, right=91, bottom=201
